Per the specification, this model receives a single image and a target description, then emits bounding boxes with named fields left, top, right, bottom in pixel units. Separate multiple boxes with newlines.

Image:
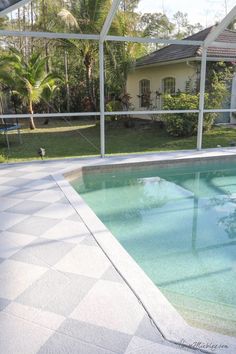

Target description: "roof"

left=136, top=26, right=236, bottom=68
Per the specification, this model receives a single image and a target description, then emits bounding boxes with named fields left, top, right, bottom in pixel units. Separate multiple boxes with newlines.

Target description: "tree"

left=173, top=11, right=203, bottom=39
left=56, top=0, right=144, bottom=106
left=106, top=1, right=146, bottom=96
left=0, top=48, right=61, bottom=129
left=57, top=0, right=112, bottom=110
left=120, top=0, right=139, bottom=12
left=140, top=13, right=174, bottom=39
left=205, top=61, right=234, bottom=111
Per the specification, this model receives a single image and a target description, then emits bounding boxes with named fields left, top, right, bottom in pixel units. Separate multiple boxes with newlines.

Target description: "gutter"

left=135, top=57, right=197, bottom=70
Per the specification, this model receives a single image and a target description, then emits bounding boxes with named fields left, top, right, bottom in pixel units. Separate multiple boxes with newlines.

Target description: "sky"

left=138, top=0, right=236, bottom=27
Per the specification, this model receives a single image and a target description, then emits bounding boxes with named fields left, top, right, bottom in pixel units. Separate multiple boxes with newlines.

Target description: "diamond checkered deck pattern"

left=0, top=159, right=198, bottom=353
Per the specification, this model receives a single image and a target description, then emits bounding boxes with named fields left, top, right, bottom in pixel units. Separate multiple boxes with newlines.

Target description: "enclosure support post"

left=99, top=41, right=105, bottom=158
left=197, top=47, right=207, bottom=150
left=99, top=0, right=121, bottom=158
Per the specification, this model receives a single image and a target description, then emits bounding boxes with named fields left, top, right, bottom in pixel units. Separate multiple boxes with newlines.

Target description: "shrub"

left=105, top=100, right=122, bottom=121
left=163, top=93, right=216, bottom=137
left=163, top=63, right=233, bottom=137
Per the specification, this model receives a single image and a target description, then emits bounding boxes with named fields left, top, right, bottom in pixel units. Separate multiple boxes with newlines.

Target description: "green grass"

left=1, top=118, right=236, bottom=163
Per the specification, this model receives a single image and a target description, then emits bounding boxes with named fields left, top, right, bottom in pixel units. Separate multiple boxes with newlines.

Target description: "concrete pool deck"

left=0, top=148, right=236, bottom=354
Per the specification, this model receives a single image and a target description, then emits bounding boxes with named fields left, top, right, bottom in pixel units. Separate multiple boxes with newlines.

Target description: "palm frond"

left=0, top=71, right=16, bottom=88
left=58, top=8, right=79, bottom=29
left=24, top=79, right=43, bottom=104
left=40, top=72, right=63, bottom=87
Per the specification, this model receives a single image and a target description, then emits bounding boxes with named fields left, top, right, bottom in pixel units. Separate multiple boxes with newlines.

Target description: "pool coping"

left=52, top=148, right=236, bottom=354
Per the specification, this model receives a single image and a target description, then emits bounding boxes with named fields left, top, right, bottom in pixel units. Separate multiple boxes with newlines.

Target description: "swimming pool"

left=71, top=159, right=236, bottom=337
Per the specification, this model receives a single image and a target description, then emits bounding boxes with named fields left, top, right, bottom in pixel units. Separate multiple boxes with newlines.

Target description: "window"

left=162, top=77, right=176, bottom=95
left=139, top=79, right=150, bottom=108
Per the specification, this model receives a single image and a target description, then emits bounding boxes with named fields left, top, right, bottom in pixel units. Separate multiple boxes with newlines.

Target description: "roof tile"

left=136, top=27, right=236, bottom=67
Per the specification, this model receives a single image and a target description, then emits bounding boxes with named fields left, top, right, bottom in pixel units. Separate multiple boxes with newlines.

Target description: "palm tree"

left=0, top=48, right=61, bottom=129
left=58, top=0, right=146, bottom=102
left=57, top=0, right=112, bottom=110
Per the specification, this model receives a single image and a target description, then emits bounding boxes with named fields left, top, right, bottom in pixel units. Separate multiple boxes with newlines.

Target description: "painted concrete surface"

left=1, top=149, right=236, bottom=353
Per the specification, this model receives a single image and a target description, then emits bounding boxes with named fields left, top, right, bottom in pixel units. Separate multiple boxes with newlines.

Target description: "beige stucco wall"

left=127, top=62, right=196, bottom=112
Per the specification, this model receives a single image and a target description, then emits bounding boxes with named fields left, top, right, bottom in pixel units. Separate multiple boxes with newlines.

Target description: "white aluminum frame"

left=0, top=0, right=236, bottom=156
left=204, top=5, right=236, bottom=46
left=0, top=29, right=100, bottom=40
left=197, top=47, right=207, bottom=150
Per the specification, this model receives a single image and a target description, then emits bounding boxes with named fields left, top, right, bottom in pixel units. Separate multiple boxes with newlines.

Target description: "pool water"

left=72, top=160, right=236, bottom=336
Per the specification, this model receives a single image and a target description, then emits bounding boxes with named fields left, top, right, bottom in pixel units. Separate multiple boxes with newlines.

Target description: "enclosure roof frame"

left=0, top=0, right=235, bottom=48
left=204, top=5, right=236, bottom=47
left=0, top=0, right=236, bottom=157
left=100, top=0, right=121, bottom=42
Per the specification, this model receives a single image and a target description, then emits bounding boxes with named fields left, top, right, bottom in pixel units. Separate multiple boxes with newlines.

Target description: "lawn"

left=1, top=118, right=236, bottom=163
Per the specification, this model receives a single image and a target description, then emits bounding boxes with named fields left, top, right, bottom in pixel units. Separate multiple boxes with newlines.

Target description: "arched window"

left=162, top=77, right=176, bottom=94
left=139, top=79, right=150, bottom=107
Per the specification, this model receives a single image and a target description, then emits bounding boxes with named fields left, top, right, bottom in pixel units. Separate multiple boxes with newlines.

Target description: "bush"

left=105, top=100, right=122, bottom=121
left=163, top=93, right=215, bottom=137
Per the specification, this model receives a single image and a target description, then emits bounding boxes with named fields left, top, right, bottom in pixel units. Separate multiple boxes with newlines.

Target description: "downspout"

left=230, top=73, right=236, bottom=123
left=186, top=61, right=195, bottom=69
left=186, top=61, right=199, bottom=92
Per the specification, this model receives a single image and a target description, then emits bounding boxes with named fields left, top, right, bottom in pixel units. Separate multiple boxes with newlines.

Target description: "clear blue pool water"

left=72, top=160, right=236, bottom=336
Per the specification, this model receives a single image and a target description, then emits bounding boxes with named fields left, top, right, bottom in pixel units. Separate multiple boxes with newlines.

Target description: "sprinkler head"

left=38, top=147, right=46, bottom=160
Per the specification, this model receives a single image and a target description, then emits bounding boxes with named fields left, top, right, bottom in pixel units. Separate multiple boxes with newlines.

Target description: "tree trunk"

left=30, top=1, right=34, bottom=54
left=64, top=49, right=70, bottom=112
left=42, top=0, right=50, bottom=72
left=29, top=102, right=36, bottom=130
left=85, top=63, right=91, bottom=98
left=84, top=52, right=93, bottom=98
left=17, top=8, right=22, bottom=50
left=84, top=62, right=96, bottom=111
left=30, top=116, right=36, bottom=130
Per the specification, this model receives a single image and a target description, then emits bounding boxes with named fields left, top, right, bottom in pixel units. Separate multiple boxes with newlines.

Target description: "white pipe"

left=3, top=108, right=236, bottom=120
left=106, top=110, right=199, bottom=115
left=5, top=108, right=236, bottom=120
left=99, top=41, right=105, bottom=158
left=0, top=30, right=100, bottom=41
left=197, top=48, right=207, bottom=150
left=0, top=112, right=100, bottom=119
left=100, top=0, right=121, bottom=40
left=98, top=1, right=121, bottom=157
left=203, top=109, right=236, bottom=113
left=1, top=31, right=236, bottom=49
left=106, top=35, right=203, bottom=46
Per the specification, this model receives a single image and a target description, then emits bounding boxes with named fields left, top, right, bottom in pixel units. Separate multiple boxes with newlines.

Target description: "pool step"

left=161, top=289, right=236, bottom=337
left=181, top=307, right=236, bottom=337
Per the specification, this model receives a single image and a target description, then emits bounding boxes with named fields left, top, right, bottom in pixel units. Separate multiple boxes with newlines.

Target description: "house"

left=127, top=26, right=236, bottom=123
